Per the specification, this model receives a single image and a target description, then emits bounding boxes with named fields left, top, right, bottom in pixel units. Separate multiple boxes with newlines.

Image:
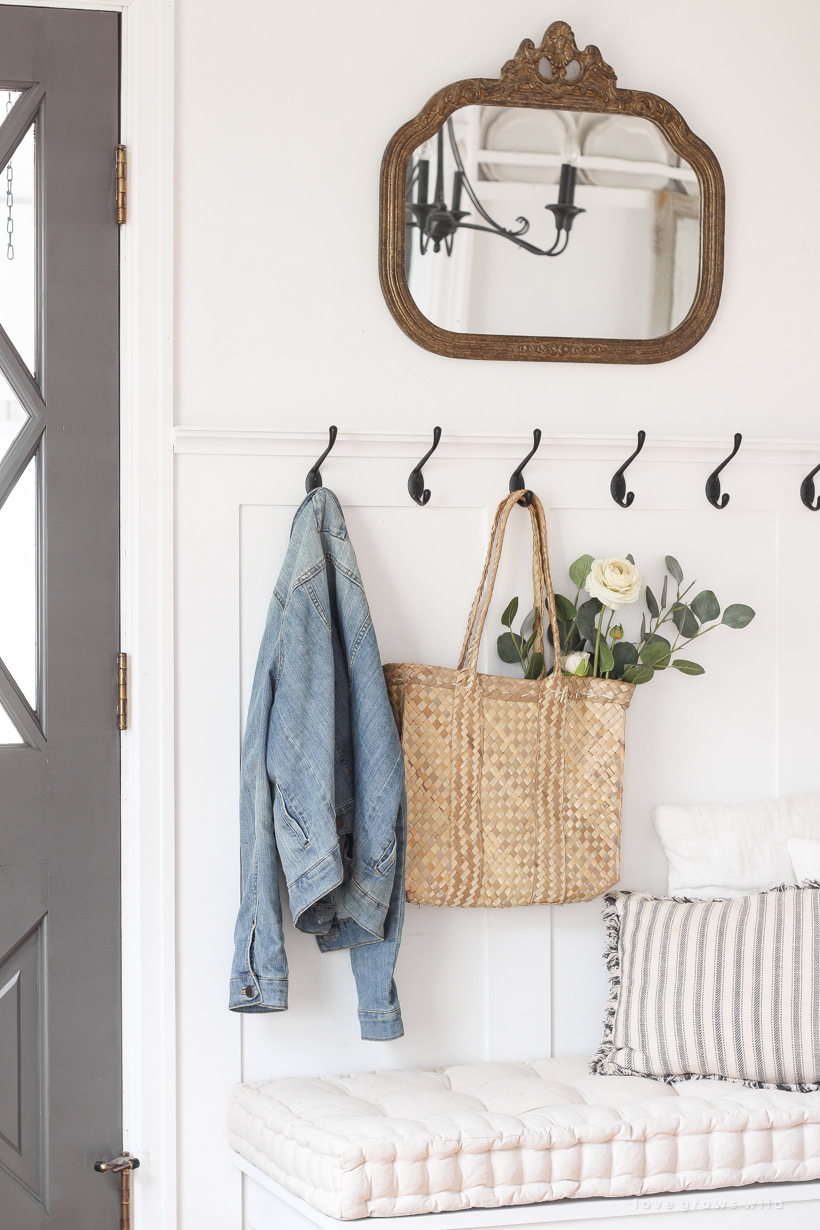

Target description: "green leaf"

left=640, top=640, right=671, bottom=668
left=573, top=657, right=588, bottom=676
left=612, top=640, right=639, bottom=679
left=554, top=593, right=577, bottom=622
left=691, top=590, right=720, bottom=623
left=569, top=554, right=594, bottom=589
left=597, top=642, right=615, bottom=674
left=722, top=604, right=755, bottom=629
left=661, top=574, right=668, bottom=609
left=576, top=597, right=602, bottom=643
left=626, top=553, right=635, bottom=564
left=622, top=664, right=655, bottom=685
left=520, top=607, right=537, bottom=637
left=497, top=631, right=524, bottom=664
left=501, top=597, right=519, bottom=629
left=640, top=613, right=647, bottom=642
left=672, top=602, right=700, bottom=639
left=525, top=651, right=544, bottom=680
left=665, top=555, right=684, bottom=585
left=645, top=586, right=660, bottom=619
left=524, top=631, right=537, bottom=656
left=646, top=633, right=671, bottom=649
left=670, top=658, right=705, bottom=675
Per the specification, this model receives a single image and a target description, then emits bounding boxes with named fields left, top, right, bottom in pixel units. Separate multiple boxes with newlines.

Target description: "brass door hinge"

left=117, top=652, right=128, bottom=730
left=116, top=145, right=127, bottom=224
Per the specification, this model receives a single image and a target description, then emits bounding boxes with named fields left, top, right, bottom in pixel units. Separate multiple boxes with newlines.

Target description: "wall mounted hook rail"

left=509, top=429, right=542, bottom=506
left=305, top=426, right=338, bottom=493
left=705, top=433, right=742, bottom=509
left=801, top=462, right=820, bottom=511
left=408, top=427, right=442, bottom=506
left=610, top=430, right=646, bottom=508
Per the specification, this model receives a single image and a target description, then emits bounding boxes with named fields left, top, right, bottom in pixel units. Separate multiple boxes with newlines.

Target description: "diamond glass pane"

left=0, top=700, right=23, bottom=743
left=0, top=115, right=35, bottom=374
left=0, top=359, right=30, bottom=469
left=0, top=452, right=37, bottom=718
left=0, top=90, right=22, bottom=127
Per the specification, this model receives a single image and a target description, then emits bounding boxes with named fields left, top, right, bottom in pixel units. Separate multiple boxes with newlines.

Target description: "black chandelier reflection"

left=406, top=119, right=585, bottom=260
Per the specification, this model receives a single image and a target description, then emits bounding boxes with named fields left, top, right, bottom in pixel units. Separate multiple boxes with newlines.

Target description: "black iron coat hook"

left=509, top=430, right=542, bottom=506
left=801, top=462, right=820, bottom=511
left=408, top=427, right=442, bottom=505
left=305, top=426, right=338, bottom=493
left=610, top=431, right=646, bottom=508
left=705, top=433, right=742, bottom=509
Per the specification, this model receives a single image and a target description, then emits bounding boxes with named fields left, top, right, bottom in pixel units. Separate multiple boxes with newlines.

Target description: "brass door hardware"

left=116, top=145, right=126, bottom=223
left=117, top=652, right=128, bottom=730
left=94, top=1152, right=140, bottom=1230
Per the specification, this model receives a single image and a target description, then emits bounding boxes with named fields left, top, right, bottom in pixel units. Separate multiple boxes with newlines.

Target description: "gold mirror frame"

left=379, top=21, right=725, bottom=364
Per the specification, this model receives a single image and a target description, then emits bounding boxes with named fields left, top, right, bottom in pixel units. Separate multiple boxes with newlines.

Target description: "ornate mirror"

left=379, top=22, right=724, bottom=363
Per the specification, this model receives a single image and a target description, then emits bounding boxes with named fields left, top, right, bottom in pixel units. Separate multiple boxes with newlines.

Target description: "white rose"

left=562, top=651, right=590, bottom=676
left=585, top=557, right=642, bottom=611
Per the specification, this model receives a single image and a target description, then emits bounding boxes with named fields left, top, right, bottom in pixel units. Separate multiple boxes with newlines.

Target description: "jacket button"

left=336, top=818, right=343, bottom=828
left=244, top=986, right=255, bottom=998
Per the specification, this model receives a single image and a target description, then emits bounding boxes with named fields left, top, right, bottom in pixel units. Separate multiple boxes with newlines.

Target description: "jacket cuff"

left=228, top=974, right=288, bottom=1012
left=358, top=1009, right=404, bottom=1041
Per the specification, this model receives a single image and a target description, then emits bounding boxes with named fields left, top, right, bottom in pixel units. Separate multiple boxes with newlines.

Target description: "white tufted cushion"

left=228, top=1056, right=820, bottom=1218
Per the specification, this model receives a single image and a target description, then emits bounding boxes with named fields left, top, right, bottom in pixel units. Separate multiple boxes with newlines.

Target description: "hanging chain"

left=5, top=92, right=13, bottom=261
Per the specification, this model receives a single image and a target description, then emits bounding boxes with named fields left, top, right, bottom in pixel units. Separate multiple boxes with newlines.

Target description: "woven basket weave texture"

left=384, top=492, right=633, bottom=907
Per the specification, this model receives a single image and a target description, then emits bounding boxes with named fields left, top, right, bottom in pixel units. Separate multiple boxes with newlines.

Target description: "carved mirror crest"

left=379, top=22, right=725, bottom=363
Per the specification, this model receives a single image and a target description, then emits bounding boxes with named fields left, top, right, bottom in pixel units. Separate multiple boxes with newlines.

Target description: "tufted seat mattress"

left=229, top=1056, right=820, bottom=1219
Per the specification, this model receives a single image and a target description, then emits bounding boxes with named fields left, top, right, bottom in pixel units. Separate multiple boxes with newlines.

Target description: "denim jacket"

left=229, top=488, right=406, bottom=1040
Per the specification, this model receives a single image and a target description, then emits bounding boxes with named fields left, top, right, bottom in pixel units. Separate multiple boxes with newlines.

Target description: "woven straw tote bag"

left=384, top=490, right=635, bottom=907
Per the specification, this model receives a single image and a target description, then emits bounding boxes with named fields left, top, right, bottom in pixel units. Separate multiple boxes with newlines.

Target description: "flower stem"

left=593, top=606, right=605, bottom=677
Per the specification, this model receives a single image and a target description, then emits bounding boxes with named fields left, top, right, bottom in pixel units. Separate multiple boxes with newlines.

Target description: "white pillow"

left=652, top=793, right=820, bottom=898
left=787, top=836, right=820, bottom=883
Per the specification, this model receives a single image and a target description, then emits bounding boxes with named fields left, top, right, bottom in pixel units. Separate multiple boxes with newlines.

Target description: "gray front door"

left=0, top=8, right=121, bottom=1226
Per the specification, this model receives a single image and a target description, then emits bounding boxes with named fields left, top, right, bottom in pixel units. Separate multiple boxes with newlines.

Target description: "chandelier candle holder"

left=406, top=118, right=584, bottom=258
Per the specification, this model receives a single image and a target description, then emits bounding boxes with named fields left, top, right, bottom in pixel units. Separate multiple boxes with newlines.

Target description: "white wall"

left=176, top=0, right=820, bottom=438
left=172, top=3, right=820, bottom=1229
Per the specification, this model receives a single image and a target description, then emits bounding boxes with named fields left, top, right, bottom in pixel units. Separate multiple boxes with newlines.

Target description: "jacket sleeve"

left=229, top=594, right=289, bottom=1012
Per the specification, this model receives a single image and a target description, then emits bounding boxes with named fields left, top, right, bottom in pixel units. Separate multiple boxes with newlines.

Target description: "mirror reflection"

left=406, top=106, right=700, bottom=340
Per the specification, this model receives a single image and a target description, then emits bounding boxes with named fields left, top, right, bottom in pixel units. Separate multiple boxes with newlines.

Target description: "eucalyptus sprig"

left=621, top=554, right=755, bottom=685
left=497, top=597, right=544, bottom=679
left=497, top=553, right=755, bottom=685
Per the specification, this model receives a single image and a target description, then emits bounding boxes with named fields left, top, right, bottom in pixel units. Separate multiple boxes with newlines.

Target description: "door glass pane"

left=0, top=452, right=37, bottom=713
left=0, top=702, right=23, bottom=743
left=0, top=362, right=31, bottom=467
left=0, top=90, right=22, bottom=130
left=0, top=116, right=35, bottom=373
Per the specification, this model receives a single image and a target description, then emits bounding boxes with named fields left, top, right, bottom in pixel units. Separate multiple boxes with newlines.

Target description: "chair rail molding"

left=173, top=426, right=820, bottom=469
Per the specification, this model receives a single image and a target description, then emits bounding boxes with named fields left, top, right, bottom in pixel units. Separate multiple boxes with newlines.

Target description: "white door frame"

left=0, top=2, right=177, bottom=1227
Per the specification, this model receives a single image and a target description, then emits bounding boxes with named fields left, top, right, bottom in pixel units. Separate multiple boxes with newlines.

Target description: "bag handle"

left=457, top=490, right=562, bottom=678
left=458, top=492, right=544, bottom=672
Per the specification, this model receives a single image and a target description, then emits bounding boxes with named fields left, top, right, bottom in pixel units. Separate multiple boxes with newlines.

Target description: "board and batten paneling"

left=174, top=430, right=820, bottom=1230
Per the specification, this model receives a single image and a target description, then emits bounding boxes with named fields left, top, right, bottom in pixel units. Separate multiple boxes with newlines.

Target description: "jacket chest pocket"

left=274, top=783, right=311, bottom=849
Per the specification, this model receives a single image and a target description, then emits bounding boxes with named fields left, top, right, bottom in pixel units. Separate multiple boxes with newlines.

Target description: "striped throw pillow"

left=591, top=884, right=820, bottom=1091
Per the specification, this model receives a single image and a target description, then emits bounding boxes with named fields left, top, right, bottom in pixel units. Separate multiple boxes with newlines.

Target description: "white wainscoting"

left=174, top=430, right=820, bottom=1230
